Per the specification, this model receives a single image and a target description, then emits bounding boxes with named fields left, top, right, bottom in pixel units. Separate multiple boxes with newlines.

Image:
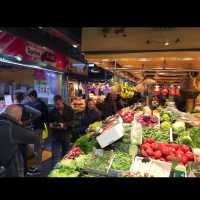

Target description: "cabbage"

left=160, top=121, right=172, bottom=130
left=172, top=120, right=186, bottom=133
left=177, top=135, right=193, bottom=146
left=59, top=159, right=77, bottom=170
left=161, top=113, right=171, bottom=122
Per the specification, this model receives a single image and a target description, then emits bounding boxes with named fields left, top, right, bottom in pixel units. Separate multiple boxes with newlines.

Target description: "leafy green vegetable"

left=142, top=128, right=169, bottom=142
left=160, top=121, right=172, bottom=130
left=172, top=120, right=186, bottom=133
left=161, top=113, right=171, bottom=122
left=176, top=135, right=193, bottom=147
left=190, top=127, right=200, bottom=148
left=74, top=134, right=99, bottom=154
left=111, top=152, right=132, bottom=171
left=84, top=151, right=113, bottom=172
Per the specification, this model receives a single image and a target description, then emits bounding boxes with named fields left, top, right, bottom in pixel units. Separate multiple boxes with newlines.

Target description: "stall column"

left=62, top=71, right=69, bottom=105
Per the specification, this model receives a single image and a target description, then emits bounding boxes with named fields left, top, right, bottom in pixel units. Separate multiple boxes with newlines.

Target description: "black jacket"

left=48, top=104, right=74, bottom=138
left=0, top=114, right=39, bottom=177
left=101, top=101, right=118, bottom=120
left=27, top=98, right=48, bottom=129
left=81, top=109, right=102, bottom=132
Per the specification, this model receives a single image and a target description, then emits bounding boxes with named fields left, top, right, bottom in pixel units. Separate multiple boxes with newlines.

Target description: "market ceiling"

left=0, top=27, right=84, bottom=63
left=82, top=27, right=200, bottom=83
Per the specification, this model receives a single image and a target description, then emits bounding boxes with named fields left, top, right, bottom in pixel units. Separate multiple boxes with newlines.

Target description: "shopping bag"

left=42, top=123, right=48, bottom=140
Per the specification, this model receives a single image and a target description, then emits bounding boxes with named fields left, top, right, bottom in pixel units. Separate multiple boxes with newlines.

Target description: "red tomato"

left=151, top=143, right=159, bottom=151
left=170, top=143, right=179, bottom=150
left=160, top=146, right=170, bottom=156
left=176, top=150, right=184, bottom=157
left=181, top=145, right=191, bottom=153
left=176, top=153, right=183, bottom=162
left=146, top=148, right=154, bottom=156
left=154, top=150, right=162, bottom=159
left=182, top=155, right=189, bottom=165
left=142, top=143, right=151, bottom=150
left=141, top=149, right=148, bottom=157
left=146, top=138, right=155, bottom=144
left=166, top=154, right=176, bottom=162
left=185, top=152, right=194, bottom=161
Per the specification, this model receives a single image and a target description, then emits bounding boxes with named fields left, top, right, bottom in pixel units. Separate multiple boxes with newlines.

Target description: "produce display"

left=141, top=139, right=194, bottom=165
left=142, top=128, right=169, bottom=142
left=111, top=152, right=132, bottom=171
left=119, top=107, right=135, bottom=123
left=50, top=101, right=200, bottom=178
left=120, top=82, right=135, bottom=99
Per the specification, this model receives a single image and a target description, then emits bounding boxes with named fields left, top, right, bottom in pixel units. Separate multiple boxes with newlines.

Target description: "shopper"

left=49, top=95, right=74, bottom=166
left=27, top=90, right=48, bottom=129
left=15, top=92, right=41, bottom=126
left=0, top=105, right=39, bottom=177
left=14, top=92, right=42, bottom=174
left=27, top=90, right=48, bottom=174
left=81, top=99, right=102, bottom=133
left=101, top=93, right=118, bottom=119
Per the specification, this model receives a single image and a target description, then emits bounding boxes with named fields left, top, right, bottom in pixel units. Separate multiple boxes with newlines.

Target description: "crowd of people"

left=0, top=89, right=142, bottom=177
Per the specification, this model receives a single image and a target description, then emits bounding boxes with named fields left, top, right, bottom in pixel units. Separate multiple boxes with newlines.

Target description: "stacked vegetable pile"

left=141, top=138, right=194, bottom=165
left=111, top=152, right=132, bottom=171
left=119, top=108, right=135, bottom=123
left=135, top=106, right=160, bottom=128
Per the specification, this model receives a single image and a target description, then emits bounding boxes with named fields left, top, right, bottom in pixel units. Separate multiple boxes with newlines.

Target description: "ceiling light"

left=136, top=58, right=152, bottom=62
left=102, top=59, right=109, bottom=62
left=94, top=62, right=101, bottom=65
left=38, top=27, right=43, bottom=29
left=124, top=65, right=132, bottom=67
left=72, top=44, right=78, bottom=48
left=0, top=30, right=2, bottom=33
left=176, top=57, right=194, bottom=61
left=15, top=56, right=22, bottom=61
left=88, top=63, right=94, bottom=67
left=164, top=41, right=170, bottom=46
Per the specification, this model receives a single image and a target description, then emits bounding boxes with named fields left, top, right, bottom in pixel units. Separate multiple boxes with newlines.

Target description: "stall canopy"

left=82, top=27, right=200, bottom=83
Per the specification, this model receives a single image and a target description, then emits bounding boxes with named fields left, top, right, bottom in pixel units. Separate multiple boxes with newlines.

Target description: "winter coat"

left=0, top=114, right=39, bottom=177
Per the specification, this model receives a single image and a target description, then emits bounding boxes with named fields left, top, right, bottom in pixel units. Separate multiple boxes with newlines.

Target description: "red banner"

left=0, top=31, right=68, bottom=70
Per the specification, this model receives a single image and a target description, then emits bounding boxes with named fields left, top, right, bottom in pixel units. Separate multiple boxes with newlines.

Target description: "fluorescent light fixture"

left=123, top=65, right=133, bottom=67
left=88, top=63, right=94, bottom=67
left=136, top=58, right=152, bottom=62
left=176, top=57, right=194, bottom=61
left=0, top=56, right=63, bottom=74
left=102, top=59, right=109, bottom=62
left=15, top=55, right=22, bottom=61
left=72, top=44, right=78, bottom=48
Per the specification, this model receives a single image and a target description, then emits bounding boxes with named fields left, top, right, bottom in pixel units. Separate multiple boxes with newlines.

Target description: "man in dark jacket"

left=27, top=90, right=48, bottom=130
left=0, top=105, right=39, bottom=177
left=81, top=99, right=102, bottom=133
left=49, top=95, right=74, bottom=166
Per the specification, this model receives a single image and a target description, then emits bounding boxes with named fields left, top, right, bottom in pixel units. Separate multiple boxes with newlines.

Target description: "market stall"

left=48, top=28, right=200, bottom=178
left=49, top=98, right=200, bottom=177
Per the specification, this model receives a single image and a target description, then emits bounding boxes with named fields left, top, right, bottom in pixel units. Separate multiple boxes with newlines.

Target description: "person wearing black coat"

left=48, top=95, right=74, bottom=165
left=0, top=105, right=39, bottom=177
left=81, top=99, right=102, bottom=133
